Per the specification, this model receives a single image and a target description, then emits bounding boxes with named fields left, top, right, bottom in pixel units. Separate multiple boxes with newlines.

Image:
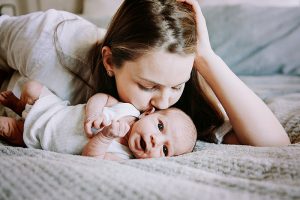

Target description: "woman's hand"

left=177, top=0, right=213, bottom=55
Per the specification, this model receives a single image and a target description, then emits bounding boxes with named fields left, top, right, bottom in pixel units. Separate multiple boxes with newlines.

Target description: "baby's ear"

left=139, top=107, right=155, bottom=119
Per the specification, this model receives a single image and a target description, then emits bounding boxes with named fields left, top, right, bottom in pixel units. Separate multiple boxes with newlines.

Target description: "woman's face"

left=112, top=49, right=195, bottom=111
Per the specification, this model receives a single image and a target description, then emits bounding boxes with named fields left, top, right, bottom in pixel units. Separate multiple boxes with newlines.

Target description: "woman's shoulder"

left=0, top=9, right=107, bottom=105
left=1, top=9, right=106, bottom=36
left=25, top=9, right=83, bottom=22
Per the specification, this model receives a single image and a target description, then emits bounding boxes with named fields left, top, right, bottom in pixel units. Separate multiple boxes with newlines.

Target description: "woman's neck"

left=115, top=116, right=137, bottom=146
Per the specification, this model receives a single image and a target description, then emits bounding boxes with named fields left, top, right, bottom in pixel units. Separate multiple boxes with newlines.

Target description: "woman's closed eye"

left=172, top=84, right=184, bottom=91
left=138, top=84, right=157, bottom=92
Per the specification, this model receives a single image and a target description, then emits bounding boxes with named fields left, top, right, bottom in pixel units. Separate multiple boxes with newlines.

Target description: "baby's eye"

left=163, top=145, right=168, bottom=156
left=158, top=120, right=164, bottom=131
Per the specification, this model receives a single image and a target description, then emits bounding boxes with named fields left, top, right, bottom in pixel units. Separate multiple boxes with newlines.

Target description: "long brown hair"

left=88, top=0, right=224, bottom=138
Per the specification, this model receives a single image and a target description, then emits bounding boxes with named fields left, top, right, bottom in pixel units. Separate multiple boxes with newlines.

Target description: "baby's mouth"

left=140, top=137, right=147, bottom=152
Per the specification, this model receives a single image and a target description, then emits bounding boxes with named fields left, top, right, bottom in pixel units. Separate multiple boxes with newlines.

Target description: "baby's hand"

left=100, top=120, right=130, bottom=139
left=84, top=113, right=110, bottom=138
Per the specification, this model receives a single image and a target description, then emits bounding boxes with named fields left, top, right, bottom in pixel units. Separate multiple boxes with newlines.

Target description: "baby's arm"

left=84, top=93, right=119, bottom=137
left=82, top=120, right=130, bottom=160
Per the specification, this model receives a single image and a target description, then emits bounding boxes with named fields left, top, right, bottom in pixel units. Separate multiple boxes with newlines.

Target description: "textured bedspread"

left=1, top=75, right=300, bottom=200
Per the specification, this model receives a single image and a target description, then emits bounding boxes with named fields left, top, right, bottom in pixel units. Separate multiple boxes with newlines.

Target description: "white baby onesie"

left=23, top=87, right=140, bottom=159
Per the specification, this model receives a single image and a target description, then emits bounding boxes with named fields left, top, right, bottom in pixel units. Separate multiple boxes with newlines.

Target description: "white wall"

left=199, top=0, right=300, bottom=6
left=37, top=0, right=82, bottom=13
left=1, top=0, right=300, bottom=16
left=0, top=0, right=82, bottom=15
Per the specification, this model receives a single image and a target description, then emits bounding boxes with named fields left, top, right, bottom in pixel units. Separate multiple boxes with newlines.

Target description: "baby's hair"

left=166, top=107, right=197, bottom=153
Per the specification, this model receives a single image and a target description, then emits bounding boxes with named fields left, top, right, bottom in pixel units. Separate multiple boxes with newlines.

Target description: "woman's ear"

left=102, top=46, right=115, bottom=77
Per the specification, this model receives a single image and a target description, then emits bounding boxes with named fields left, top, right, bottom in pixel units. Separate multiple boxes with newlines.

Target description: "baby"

left=0, top=81, right=197, bottom=160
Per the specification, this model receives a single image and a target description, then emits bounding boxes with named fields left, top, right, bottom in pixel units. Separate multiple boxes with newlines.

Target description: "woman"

left=0, top=0, right=290, bottom=146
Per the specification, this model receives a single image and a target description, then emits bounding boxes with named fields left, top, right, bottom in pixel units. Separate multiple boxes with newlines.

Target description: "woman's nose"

left=150, top=90, right=170, bottom=109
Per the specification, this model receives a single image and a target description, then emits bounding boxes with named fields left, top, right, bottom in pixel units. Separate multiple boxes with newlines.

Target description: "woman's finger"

left=177, top=0, right=212, bottom=52
left=177, top=0, right=202, bottom=17
left=178, top=0, right=206, bottom=31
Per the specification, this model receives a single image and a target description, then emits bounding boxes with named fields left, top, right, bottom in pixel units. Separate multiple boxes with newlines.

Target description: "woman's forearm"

left=195, top=51, right=290, bottom=146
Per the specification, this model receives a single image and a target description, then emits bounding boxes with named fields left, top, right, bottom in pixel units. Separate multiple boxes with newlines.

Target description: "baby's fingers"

left=84, top=119, right=94, bottom=138
left=93, top=115, right=104, bottom=129
left=102, top=115, right=111, bottom=127
left=109, top=120, right=129, bottom=138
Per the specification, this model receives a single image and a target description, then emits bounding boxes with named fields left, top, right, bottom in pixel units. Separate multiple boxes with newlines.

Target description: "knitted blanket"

left=0, top=75, right=300, bottom=200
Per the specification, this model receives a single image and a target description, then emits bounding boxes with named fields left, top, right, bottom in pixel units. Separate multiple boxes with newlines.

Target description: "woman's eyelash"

left=138, top=84, right=156, bottom=91
left=138, top=83, right=183, bottom=91
left=172, top=85, right=183, bottom=91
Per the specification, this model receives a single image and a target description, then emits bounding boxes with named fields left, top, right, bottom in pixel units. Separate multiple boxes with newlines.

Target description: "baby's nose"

left=150, top=135, right=156, bottom=147
left=150, top=134, right=163, bottom=147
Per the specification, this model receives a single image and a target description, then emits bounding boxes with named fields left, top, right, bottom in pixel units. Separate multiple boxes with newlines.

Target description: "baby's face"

left=127, top=109, right=195, bottom=159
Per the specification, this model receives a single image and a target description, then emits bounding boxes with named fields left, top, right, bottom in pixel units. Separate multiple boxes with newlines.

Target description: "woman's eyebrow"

left=139, top=77, right=158, bottom=85
left=139, top=77, right=189, bottom=87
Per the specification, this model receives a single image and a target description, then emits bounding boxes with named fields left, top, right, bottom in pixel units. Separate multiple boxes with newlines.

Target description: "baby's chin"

left=128, top=144, right=145, bottom=159
left=132, top=153, right=144, bottom=159
left=128, top=142, right=148, bottom=159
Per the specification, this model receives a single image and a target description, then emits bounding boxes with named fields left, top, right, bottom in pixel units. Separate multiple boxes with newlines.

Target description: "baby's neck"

left=115, top=116, right=137, bottom=146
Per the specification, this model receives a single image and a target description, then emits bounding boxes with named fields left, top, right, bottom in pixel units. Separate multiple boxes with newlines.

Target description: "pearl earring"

left=107, top=71, right=113, bottom=77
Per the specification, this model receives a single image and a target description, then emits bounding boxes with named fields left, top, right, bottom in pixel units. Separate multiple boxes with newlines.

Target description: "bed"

left=0, top=4, right=300, bottom=200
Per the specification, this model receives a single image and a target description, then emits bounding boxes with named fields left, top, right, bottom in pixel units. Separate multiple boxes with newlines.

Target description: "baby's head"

left=127, top=108, right=197, bottom=159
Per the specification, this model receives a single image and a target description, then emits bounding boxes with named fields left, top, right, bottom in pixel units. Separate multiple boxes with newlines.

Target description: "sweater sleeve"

left=0, top=9, right=106, bottom=104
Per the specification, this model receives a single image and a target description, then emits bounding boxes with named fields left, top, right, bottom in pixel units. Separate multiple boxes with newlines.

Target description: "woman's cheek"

left=171, top=91, right=183, bottom=106
left=135, top=92, right=151, bottom=111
